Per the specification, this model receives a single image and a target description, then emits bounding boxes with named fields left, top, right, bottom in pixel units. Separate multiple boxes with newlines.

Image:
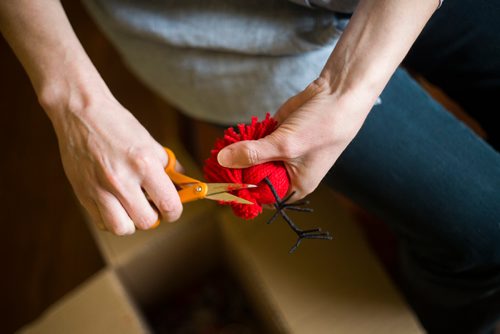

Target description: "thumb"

left=217, top=135, right=283, bottom=168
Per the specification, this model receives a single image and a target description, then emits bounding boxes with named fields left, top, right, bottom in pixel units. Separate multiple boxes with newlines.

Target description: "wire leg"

left=263, top=177, right=332, bottom=253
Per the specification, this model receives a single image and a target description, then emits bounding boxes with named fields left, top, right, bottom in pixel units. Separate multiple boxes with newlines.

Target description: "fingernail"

left=217, top=149, right=231, bottom=167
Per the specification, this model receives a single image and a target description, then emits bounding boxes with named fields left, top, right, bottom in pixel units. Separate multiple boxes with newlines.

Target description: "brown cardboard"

left=17, top=269, right=149, bottom=334
left=115, top=208, right=222, bottom=306
left=220, top=185, right=424, bottom=334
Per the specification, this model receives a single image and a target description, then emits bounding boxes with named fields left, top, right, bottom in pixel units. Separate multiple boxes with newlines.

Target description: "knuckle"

left=244, top=144, right=260, bottom=165
left=130, top=149, right=155, bottom=175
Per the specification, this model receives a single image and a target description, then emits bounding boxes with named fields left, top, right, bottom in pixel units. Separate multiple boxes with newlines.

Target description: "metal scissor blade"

left=206, top=183, right=257, bottom=195
left=205, top=192, right=254, bottom=205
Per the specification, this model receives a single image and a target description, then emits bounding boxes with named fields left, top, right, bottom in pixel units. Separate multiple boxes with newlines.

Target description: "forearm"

left=0, top=0, right=109, bottom=125
left=320, top=0, right=438, bottom=106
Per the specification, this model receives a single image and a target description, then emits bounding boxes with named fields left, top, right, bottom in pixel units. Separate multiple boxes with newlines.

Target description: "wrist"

left=38, top=61, right=112, bottom=128
left=318, top=54, right=386, bottom=111
left=314, top=71, right=380, bottom=117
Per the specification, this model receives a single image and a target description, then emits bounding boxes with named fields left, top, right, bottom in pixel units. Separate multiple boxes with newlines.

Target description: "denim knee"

left=405, top=187, right=500, bottom=276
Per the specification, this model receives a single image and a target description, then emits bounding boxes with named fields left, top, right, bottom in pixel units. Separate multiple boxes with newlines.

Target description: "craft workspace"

left=1, top=0, right=499, bottom=333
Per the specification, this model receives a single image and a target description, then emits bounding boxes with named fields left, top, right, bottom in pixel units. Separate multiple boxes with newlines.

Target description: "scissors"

left=150, top=148, right=256, bottom=227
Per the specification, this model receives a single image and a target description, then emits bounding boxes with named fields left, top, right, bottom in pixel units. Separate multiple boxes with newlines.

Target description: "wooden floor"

left=0, top=2, right=181, bottom=332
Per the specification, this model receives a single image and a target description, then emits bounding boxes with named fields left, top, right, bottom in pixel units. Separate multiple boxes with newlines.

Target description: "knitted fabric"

left=203, top=113, right=290, bottom=219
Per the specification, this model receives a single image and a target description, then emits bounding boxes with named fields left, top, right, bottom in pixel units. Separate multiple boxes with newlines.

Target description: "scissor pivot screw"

left=195, top=186, right=202, bottom=193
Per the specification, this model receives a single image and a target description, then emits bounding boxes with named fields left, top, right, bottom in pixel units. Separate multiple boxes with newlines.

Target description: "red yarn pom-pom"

left=203, top=113, right=290, bottom=219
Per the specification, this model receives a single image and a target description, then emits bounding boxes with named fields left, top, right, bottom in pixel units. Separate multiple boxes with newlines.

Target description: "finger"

left=114, top=182, right=160, bottom=230
left=217, top=132, right=286, bottom=168
left=95, top=190, right=136, bottom=236
left=142, top=164, right=183, bottom=223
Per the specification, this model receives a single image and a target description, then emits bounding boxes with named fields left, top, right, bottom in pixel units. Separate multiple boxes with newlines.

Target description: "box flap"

left=17, top=269, right=148, bottom=334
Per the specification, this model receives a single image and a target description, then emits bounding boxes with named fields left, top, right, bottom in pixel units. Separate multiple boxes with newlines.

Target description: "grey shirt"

left=87, top=0, right=353, bottom=55
left=289, top=0, right=357, bottom=13
left=83, top=0, right=354, bottom=123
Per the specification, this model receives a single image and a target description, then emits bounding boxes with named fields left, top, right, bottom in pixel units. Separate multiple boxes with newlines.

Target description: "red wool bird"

left=203, top=113, right=332, bottom=253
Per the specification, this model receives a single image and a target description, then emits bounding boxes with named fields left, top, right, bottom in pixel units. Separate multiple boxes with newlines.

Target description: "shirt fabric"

left=82, top=0, right=353, bottom=124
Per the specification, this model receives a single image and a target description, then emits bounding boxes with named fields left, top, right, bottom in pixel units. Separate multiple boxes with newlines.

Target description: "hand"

left=49, top=93, right=183, bottom=235
left=217, top=78, right=374, bottom=201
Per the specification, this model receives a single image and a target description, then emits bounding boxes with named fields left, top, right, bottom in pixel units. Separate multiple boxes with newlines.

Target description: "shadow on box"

left=104, top=203, right=272, bottom=334
left=141, top=265, right=265, bottom=333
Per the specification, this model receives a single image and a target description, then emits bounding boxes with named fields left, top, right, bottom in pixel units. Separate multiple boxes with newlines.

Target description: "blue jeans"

left=326, top=0, right=500, bottom=332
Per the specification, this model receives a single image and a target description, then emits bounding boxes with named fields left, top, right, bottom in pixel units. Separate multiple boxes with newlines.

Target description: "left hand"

left=217, top=78, right=376, bottom=201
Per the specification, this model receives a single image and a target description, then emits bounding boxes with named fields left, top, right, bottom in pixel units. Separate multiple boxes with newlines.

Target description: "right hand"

left=47, top=92, right=183, bottom=235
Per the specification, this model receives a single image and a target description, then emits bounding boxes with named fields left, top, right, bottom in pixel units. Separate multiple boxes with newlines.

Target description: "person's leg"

left=326, top=68, right=500, bottom=333
left=404, top=0, right=500, bottom=150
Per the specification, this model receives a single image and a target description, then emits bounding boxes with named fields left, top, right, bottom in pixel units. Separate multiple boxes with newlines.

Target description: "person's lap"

left=325, top=67, right=500, bottom=333
left=326, top=1, right=500, bottom=332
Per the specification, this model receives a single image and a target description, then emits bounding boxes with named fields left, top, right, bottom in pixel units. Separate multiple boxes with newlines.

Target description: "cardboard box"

left=19, top=143, right=424, bottom=333
left=220, top=186, right=423, bottom=333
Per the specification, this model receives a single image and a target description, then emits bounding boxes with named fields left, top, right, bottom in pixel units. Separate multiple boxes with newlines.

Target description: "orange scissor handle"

left=163, top=148, right=198, bottom=184
left=163, top=148, right=207, bottom=201
left=150, top=148, right=209, bottom=229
